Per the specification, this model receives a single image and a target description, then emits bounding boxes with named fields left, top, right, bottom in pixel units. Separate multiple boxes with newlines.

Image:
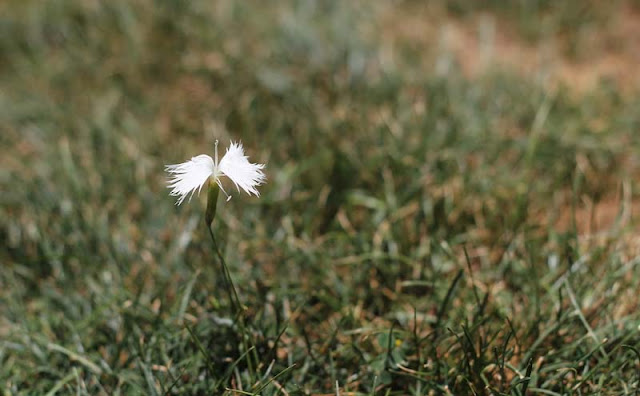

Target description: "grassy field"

left=1, top=1, right=640, bottom=394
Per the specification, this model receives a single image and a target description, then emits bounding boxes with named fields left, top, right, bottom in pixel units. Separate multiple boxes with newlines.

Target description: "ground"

left=1, top=1, right=639, bottom=394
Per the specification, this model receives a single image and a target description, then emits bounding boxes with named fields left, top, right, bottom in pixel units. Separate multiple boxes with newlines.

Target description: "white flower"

left=165, top=140, right=266, bottom=205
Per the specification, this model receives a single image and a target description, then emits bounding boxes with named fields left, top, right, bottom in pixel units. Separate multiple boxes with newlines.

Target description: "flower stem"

left=204, top=183, right=257, bottom=377
left=205, top=221, right=257, bottom=377
left=206, top=222, right=241, bottom=314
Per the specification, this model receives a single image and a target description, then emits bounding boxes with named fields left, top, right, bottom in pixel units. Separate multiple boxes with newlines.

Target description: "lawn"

left=1, top=1, right=639, bottom=394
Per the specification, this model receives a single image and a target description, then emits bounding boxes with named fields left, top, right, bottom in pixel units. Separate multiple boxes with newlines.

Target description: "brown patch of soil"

left=378, top=2, right=640, bottom=95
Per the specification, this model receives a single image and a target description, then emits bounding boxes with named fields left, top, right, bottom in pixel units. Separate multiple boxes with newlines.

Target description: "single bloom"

left=165, top=140, right=266, bottom=205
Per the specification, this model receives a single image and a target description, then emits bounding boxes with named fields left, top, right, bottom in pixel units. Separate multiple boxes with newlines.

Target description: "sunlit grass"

left=1, top=1, right=639, bottom=394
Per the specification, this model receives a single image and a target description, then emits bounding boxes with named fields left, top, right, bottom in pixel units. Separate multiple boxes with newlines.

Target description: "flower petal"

left=219, top=141, right=266, bottom=196
left=165, top=154, right=215, bottom=205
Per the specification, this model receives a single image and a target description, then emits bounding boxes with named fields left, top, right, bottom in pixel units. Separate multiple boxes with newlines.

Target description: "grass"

left=1, top=0, right=639, bottom=394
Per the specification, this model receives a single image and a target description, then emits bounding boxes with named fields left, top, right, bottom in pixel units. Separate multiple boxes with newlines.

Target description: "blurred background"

left=1, top=0, right=639, bottom=394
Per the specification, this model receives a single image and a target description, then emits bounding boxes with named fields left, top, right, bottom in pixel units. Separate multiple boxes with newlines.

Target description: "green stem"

left=206, top=223, right=241, bottom=313
left=205, top=220, right=256, bottom=377
left=204, top=183, right=257, bottom=377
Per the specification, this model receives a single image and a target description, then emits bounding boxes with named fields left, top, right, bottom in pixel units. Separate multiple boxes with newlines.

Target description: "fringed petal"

left=219, top=141, right=266, bottom=197
left=165, top=154, right=215, bottom=205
